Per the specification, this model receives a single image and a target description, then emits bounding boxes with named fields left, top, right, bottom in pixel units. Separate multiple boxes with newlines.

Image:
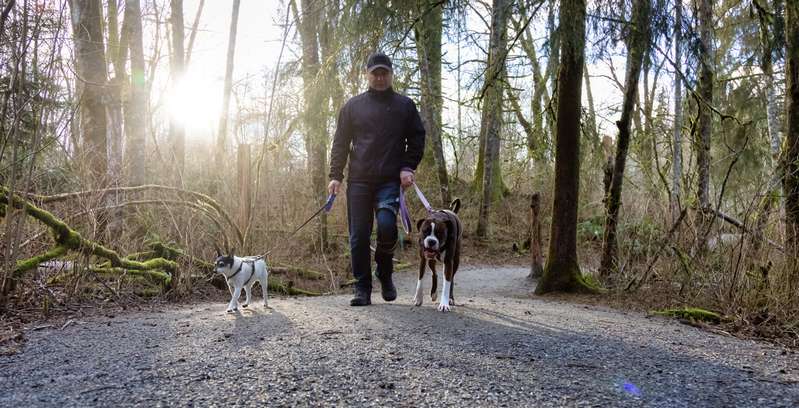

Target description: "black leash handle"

left=256, top=194, right=336, bottom=259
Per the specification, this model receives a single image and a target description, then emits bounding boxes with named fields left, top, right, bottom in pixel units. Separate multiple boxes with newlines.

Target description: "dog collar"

left=226, top=262, right=244, bottom=280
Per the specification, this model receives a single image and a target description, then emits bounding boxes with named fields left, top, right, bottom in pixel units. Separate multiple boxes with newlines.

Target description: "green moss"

left=652, top=307, right=723, bottom=323
left=579, top=273, right=604, bottom=292
left=536, top=259, right=601, bottom=295
left=14, top=245, right=68, bottom=276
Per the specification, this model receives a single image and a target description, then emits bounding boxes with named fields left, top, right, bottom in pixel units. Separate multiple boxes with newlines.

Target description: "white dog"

left=213, top=250, right=269, bottom=313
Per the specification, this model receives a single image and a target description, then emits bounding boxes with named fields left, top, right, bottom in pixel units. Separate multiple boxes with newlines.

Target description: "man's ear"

left=416, top=219, right=426, bottom=231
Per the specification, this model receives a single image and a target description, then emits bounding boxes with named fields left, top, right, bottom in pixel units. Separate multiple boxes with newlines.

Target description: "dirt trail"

left=1, top=265, right=797, bottom=407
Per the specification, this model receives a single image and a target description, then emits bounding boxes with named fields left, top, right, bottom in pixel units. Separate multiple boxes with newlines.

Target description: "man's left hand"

left=400, top=170, right=415, bottom=188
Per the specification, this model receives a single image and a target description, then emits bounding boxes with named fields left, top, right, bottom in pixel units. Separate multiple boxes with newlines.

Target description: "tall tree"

left=106, top=0, right=125, bottom=181
left=69, top=0, right=108, bottom=185
left=296, top=0, right=329, bottom=248
left=599, top=0, right=651, bottom=276
left=694, top=0, right=714, bottom=250
left=214, top=0, right=241, bottom=187
left=416, top=0, right=450, bottom=206
left=124, top=0, right=146, bottom=185
left=170, top=0, right=186, bottom=185
left=671, top=0, right=683, bottom=218
left=784, top=0, right=799, bottom=254
left=535, top=0, right=595, bottom=294
left=476, top=0, right=509, bottom=238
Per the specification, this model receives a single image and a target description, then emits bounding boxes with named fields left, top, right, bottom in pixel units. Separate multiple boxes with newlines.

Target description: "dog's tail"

left=450, top=198, right=461, bottom=214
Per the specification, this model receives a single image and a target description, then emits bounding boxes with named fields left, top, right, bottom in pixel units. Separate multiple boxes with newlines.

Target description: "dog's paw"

left=263, top=303, right=271, bottom=309
left=242, top=304, right=249, bottom=309
left=431, top=293, right=437, bottom=302
left=226, top=308, right=237, bottom=313
left=412, top=294, right=423, bottom=306
left=437, top=303, right=451, bottom=312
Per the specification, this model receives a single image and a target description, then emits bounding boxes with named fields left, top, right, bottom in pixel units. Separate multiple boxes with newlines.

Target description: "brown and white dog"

left=414, top=198, right=462, bottom=312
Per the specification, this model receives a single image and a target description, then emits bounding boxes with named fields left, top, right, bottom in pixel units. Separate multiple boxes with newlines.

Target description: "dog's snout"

left=424, top=237, right=438, bottom=249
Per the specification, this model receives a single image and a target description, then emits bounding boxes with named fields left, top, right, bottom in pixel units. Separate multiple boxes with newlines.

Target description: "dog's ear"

left=214, top=244, right=222, bottom=258
left=229, top=247, right=236, bottom=257
left=416, top=218, right=426, bottom=231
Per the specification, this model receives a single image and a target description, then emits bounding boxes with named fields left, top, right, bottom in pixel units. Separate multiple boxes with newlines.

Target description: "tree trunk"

left=784, top=0, right=799, bottom=254
left=528, top=193, right=544, bottom=279
left=695, top=0, right=714, bottom=252
left=297, top=0, right=329, bottom=248
left=583, top=63, right=597, bottom=140
left=416, top=0, right=450, bottom=207
left=185, top=0, right=205, bottom=66
left=513, top=7, right=547, bottom=156
left=124, top=0, right=146, bottom=186
left=214, top=0, right=241, bottom=189
left=671, top=0, right=683, bottom=219
left=70, top=0, right=109, bottom=185
left=170, top=0, right=186, bottom=187
left=598, top=0, right=651, bottom=277
left=544, top=0, right=560, bottom=138
left=535, top=0, right=595, bottom=294
left=476, top=0, right=509, bottom=239
left=106, top=0, right=125, bottom=183
left=753, top=0, right=785, bottom=253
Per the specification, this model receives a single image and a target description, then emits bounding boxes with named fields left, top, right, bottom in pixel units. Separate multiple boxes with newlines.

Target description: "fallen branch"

left=698, top=206, right=784, bottom=252
left=21, top=184, right=243, bottom=246
left=1, top=186, right=174, bottom=284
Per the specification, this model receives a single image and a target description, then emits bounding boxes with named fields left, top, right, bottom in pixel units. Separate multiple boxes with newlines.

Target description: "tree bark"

left=416, top=0, right=450, bottom=207
left=170, top=0, right=186, bottom=186
left=671, top=0, right=683, bottom=219
left=695, top=0, right=714, bottom=251
left=214, top=0, right=241, bottom=189
left=297, top=0, right=329, bottom=248
left=535, top=0, right=595, bottom=294
left=784, top=0, right=799, bottom=254
left=124, top=0, right=146, bottom=186
left=106, top=0, right=125, bottom=183
left=476, top=0, right=509, bottom=239
left=598, top=0, right=651, bottom=276
left=70, top=0, right=109, bottom=185
left=528, top=193, right=544, bottom=279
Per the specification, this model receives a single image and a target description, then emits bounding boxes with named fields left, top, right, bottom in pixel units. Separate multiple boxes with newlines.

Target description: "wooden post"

left=237, top=143, right=252, bottom=231
left=528, top=192, right=544, bottom=279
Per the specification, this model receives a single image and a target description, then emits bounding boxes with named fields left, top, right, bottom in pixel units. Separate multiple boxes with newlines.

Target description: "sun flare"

left=166, top=74, right=221, bottom=134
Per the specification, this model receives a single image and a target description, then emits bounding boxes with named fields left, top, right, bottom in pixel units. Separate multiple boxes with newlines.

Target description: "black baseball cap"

left=366, top=52, right=393, bottom=72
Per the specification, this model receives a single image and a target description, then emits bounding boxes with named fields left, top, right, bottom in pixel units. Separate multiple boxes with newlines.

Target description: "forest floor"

left=1, top=264, right=798, bottom=407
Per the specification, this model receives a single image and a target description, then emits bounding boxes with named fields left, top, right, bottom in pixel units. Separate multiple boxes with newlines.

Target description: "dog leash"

left=399, top=182, right=433, bottom=234
left=256, top=194, right=336, bottom=259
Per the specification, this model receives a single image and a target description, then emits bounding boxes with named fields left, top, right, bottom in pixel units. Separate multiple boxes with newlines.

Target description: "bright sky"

left=165, top=0, right=638, bottom=144
left=163, top=0, right=287, bottom=137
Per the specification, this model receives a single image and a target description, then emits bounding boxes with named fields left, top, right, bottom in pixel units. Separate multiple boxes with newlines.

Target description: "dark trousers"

left=346, top=180, right=400, bottom=292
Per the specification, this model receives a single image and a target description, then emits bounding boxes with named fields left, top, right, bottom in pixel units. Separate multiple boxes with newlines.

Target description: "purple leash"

left=400, top=183, right=433, bottom=234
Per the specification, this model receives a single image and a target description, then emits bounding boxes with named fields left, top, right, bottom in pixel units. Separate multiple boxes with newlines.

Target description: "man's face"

left=367, top=67, right=392, bottom=91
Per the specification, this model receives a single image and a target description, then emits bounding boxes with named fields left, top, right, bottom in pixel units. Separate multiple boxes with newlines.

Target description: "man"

left=328, top=52, right=426, bottom=306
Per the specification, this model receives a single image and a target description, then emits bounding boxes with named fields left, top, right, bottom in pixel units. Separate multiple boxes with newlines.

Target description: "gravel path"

left=1, top=265, right=798, bottom=407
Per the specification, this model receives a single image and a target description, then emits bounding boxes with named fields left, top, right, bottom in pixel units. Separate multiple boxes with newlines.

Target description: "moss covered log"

left=1, top=186, right=173, bottom=284
left=14, top=245, right=68, bottom=275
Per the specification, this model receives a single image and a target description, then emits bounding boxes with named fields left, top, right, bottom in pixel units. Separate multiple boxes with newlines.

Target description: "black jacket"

left=329, top=88, right=426, bottom=183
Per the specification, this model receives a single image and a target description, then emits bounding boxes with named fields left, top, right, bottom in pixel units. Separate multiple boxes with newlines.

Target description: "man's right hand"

left=328, top=180, right=341, bottom=196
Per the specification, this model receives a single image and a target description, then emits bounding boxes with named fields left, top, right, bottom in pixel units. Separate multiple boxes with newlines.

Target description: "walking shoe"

left=376, top=271, right=397, bottom=302
left=350, top=288, right=371, bottom=306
